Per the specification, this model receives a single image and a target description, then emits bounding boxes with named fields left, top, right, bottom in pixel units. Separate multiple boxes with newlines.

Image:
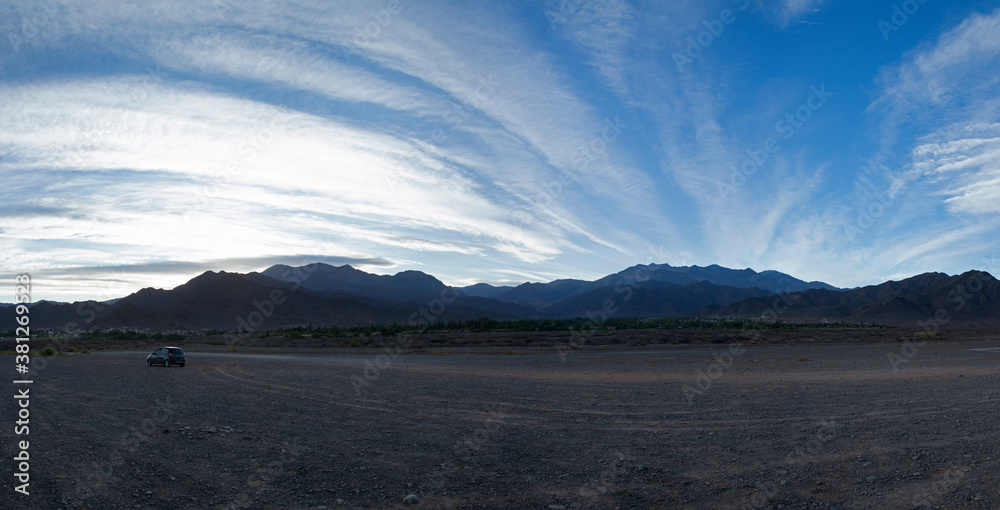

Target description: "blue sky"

left=1, top=0, right=999, bottom=302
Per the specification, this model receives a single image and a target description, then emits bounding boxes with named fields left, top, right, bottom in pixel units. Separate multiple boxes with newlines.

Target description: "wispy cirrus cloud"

left=0, top=78, right=572, bottom=262
left=870, top=9, right=1000, bottom=213
left=909, top=124, right=1000, bottom=216
left=773, top=0, right=827, bottom=27
left=545, top=0, right=637, bottom=99
left=2, top=0, right=999, bottom=301
left=792, top=7, right=1000, bottom=285
left=0, top=0, right=677, bottom=299
left=545, top=0, right=809, bottom=269
left=875, top=8, right=1000, bottom=111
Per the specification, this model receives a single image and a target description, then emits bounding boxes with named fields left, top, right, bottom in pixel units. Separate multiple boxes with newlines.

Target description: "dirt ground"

left=2, top=331, right=999, bottom=509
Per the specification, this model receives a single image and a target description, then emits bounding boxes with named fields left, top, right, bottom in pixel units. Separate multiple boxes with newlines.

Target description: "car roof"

left=164, top=346, right=183, bottom=349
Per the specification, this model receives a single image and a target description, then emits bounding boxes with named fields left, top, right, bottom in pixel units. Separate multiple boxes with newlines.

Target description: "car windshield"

left=168, top=348, right=183, bottom=355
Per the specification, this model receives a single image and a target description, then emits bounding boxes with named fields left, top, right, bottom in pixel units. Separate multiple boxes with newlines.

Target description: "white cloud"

left=5, top=0, right=996, bottom=303
left=911, top=126, right=1000, bottom=215
left=0, top=78, right=572, bottom=267
left=878, top=9, right=1000, bottom=109
left=852, top=7, right=1000, bottom=280
left=151, top=32, right=448, bottom=117
left=774, top=0, right=826, bottom=27
left=546, top=0, right=637, bottom=98
left=0, top=0, right=695, bottom=302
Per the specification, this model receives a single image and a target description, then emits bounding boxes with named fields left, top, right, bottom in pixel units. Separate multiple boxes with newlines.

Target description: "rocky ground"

left=1, top=331, right=999, bottom=509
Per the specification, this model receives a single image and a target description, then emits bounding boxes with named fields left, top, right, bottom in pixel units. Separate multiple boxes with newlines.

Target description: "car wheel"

left=164, top=359, right=171, bottom=368
left=179, top=363, right=185, bottom=367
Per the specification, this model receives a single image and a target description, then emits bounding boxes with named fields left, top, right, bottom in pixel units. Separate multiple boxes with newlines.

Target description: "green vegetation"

left=255, top=316, right=885, bottom=337
left=2, top=317, right=886, bottom=346
left=76, top=330, right=187, bottom=342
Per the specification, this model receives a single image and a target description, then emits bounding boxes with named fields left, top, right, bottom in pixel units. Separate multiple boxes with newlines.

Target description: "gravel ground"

left=2, top=336, right=999, bottom=509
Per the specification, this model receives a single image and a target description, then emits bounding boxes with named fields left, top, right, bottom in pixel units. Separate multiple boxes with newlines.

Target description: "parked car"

left=148, top=346, right=186, bottom=367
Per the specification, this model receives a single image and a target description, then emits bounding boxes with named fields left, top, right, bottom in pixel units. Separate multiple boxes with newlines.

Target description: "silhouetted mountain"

left=491, top=279, right=594, bottom=309
left=593, top=263, right=839, bottom=293
left=697, top=271, right=1000, bottom=326
left=544, top=280, right=774, bottom=319
left=6, top=300, right=110, bottom=329
left=0, top=267, right=539, bottom=330
left=487, top=263, right=838, bottom=309
left=458, top=283, right=515, bottom=299
left=262, top=263, right=447, bottom=302
left=88, top=302, right=181, bottom=331
left=108, top=271, right=404, bottom=330
left=3, top=265, right=996, bottom=332
left=850, top=271, right=1000, bottom=327
left=259, top=264, right=542, bottom=319
left=0, top=300, right=70, bottom=309
left=695, top=272, right=949, bottom=319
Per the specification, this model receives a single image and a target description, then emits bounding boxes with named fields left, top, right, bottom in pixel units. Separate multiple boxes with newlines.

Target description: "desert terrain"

left=2, top=329, right=999, bottom=509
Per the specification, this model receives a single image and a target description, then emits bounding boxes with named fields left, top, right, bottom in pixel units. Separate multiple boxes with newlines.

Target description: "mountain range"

left=696, top=270, right=1000, bottom=327
left=2, top=263, right=997, bottom=331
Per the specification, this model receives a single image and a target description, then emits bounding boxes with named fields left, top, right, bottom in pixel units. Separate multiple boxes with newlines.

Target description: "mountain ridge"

left=696, top=271, right=999, bottom=327
left=2, top=263, right=996, bottom=331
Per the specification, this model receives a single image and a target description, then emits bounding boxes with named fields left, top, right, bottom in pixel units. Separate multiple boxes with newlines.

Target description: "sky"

left=1, top=0, right=1000, bottom=303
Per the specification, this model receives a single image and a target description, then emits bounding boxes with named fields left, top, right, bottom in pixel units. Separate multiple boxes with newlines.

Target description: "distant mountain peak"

left=261, top=263, right=445, bottom=300
left=3, top=264, right=998, bottom=331
left=960, top=269, right=997, bottom=280
left=696, top=269, right=1000, bottom=326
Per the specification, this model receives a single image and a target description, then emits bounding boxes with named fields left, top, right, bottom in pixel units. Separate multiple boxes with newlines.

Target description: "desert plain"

left=2, top=328, right=999, bottom=509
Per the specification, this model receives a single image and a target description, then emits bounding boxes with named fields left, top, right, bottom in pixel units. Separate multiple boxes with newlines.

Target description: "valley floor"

left=2, top=335, right=999, bottom=509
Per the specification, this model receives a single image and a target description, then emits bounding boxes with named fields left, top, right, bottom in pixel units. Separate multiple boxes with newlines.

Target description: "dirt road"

left=2, top=338, right=999, bottom=509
